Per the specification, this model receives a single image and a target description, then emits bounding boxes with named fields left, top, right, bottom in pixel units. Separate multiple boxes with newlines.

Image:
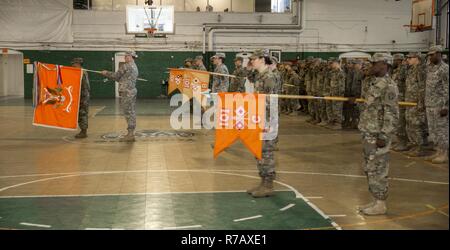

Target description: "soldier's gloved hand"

left=101, top=70, right=108, bottom=76
left=376, top=138, right=386, bottom=148
left=440, top=109, right=448, bottom=117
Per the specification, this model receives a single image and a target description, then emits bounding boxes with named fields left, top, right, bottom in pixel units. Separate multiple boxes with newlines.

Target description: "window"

left=271, top=0, right=291, bottom=13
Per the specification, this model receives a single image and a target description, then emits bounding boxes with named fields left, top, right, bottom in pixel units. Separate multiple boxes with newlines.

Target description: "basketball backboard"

left=409, top=0, right=434, bottom=32
left=126, top=5, right=175, bottom=35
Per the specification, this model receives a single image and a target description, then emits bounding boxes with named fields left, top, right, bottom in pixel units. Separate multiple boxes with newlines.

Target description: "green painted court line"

left=0, top=191, right=336, bottom=230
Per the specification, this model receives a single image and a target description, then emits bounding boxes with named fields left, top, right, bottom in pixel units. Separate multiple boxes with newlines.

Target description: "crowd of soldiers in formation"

left=180, top=49, right=449, bottom=166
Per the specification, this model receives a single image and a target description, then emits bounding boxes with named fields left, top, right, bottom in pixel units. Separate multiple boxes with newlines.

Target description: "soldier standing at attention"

left=350, top=59, right=364, bottom=129
left=72, top=58, right=90, bottom=139
left=102, top=51, right=139, bottom=142
left=318, top=60, right=332, bottom=126
left=343, top=59, right=354, bottom=128
left=404, top=52, right=429, bottom=157
left=425, top=45, right=449, bottom=164
left=358, top=53, right=399, bottom=215
left=269, top=56, right=283, bottom=95
left=328, top=58, right=346, bottom=130
left=193, top=55, right=207, bottom=71
left=246, top=49, right=278, bottom=198
left=211, top=53, right=229, bottom=93
left=297, top=60, right=308, bottom=114
left=229, top=56, right=246, bottom=92
left=391, top=53, right=410, bottom=152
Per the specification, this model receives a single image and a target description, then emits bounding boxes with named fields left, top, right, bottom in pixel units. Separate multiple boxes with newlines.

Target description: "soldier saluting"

left=101, top=51, right=139, bottom=142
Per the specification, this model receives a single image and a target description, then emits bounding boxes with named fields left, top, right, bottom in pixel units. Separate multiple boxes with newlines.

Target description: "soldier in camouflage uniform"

left=343, top=59, right=354, bottom=128
left=229, top=56, right=247, bottom=92
left=309, top=58, right=322, bottom=124
left=391, top=53, right=410, bottom=152
left=193, top=55, right=207, bottom=71
left=318, top=60, right=331, bottom=126
left=211, top=53, right=230, bottom=93
left=350, top=59, right=364, bottom=129
left=305, top=57, right=315, bottom=121
left=72, top=58, right=90, bottom=139
left=297, top=60, right=308, bottom=114
left=327, top=58, right=346, bottom=130
left=425, top=45, right=449, bottom=164
left=284, top=64, right=301, bottom=114
left=269, top=56, right=283, bottom=95
left=358, top=53, right=399, bottom=215
left=102, top=51, right=139, bottom=142
left=246, top=49, right=278, bottom=198
left=404, top=52, right=429, bottom=157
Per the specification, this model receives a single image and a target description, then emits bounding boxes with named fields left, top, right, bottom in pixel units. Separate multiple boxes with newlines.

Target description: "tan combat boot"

left=360, top=200, right=387, bottom=215
left=75, top=129, right=87, bottom=139
left=424, top=148, right=440, bottom=161
left=120, top=130, right=135, bottom=142
left=251, top=178, right=274, bottom=198
left=246, top=177, right=264, bottom=194
left=357, top=199, right=375, bottom=212
left=431, top=149, right=448, bottom=164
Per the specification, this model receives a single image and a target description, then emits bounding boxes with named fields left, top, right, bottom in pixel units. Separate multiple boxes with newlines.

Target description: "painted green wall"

left=21, top=50, right=343, bottom=99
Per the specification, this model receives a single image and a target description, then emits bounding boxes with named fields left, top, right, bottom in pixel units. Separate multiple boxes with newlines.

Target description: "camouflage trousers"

left=257, top=140, right=276, bottom=181
left=396, top=108, right=408, bottom=144
left=362, top=133, right=391, bottom=200
left=308, top=95, right=318, bottom=120
left=318, top=98, right=328, bottom=122
left=287, top=86, right=299, bottom=112
left=78, top=94, right=90, bottom=130
left=119, top=90, right=137, bottom=131
left=405, top=107, right=428, bottom=146
left=426, top=107, right=449, bottom=150
left=326, top=101, right=343, bottom=124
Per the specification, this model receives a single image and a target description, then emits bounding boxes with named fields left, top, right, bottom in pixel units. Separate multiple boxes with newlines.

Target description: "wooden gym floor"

left=0, top=97, right=448, bottom=230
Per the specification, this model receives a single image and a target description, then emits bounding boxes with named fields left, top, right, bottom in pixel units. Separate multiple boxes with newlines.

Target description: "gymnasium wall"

left=21, top=50, right=341, bottom=98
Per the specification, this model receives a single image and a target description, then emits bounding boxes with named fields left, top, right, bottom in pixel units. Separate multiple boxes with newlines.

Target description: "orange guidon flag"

left=168, top=68, right=210, bottom=99
left=214, top=93, right=266, bottom=160
left=33, top=62, right=82, bottom=130
left=182, top=69, right=210, bottom=101
left=168, top=68, right=184, bottom=95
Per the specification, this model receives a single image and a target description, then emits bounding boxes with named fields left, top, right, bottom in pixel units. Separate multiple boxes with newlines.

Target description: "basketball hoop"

left=403, top=24, right=427, bottom=32
left=144, top=27, right=158, bottom=37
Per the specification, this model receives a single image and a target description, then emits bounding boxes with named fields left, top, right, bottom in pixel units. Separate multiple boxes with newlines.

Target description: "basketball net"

left=143, top=5, right=162, bottom=38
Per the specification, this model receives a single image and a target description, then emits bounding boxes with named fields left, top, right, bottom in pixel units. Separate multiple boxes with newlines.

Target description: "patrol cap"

left=234, top=56, right=243, bottom=62
left=393, top=53, right=405, bottom=60
left=428, top=45, right=444, bottom=55
left=370, top=52, right=393, bottom=65
left=211, top=53, right=226, bottom=59
left=406, top=51, right=421, bottom=58
left=71, top=57, right=83, bottom=65
left=249, top=49, right=266, bottom=60
left=194, top=55, right=204, bottom=61
left=125, top=51, right=138, bottom=58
